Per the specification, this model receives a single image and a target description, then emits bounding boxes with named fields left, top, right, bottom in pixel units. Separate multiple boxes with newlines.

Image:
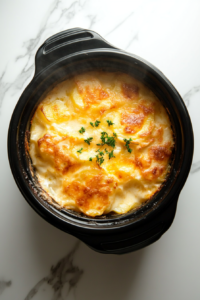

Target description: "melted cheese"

left=29, top=72, right=174, bottom=217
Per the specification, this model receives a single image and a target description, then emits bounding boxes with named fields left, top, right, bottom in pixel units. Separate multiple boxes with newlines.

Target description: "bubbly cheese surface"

left=29, top=72, right=174, bottom=217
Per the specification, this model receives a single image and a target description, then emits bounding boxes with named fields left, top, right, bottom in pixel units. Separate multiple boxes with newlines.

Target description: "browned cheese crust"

left=29, top=72, right=174, bottom=216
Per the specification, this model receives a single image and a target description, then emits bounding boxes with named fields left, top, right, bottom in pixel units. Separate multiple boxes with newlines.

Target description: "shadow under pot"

left=8, top=28, right=193, bottom=254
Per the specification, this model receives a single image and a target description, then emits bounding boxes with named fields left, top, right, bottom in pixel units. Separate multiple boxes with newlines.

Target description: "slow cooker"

left=8, top=28, right=194, bottom=254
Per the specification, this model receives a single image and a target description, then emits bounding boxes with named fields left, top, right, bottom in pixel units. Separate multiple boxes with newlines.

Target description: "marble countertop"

left=0, top=0, right=200, bottom=299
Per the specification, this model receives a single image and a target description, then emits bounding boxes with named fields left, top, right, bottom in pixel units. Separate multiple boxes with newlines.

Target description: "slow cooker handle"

left=34, top=28, right=117, bottom=75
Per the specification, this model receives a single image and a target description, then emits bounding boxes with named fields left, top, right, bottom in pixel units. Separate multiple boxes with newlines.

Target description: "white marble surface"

left=0, top=0, right=200, bottom=299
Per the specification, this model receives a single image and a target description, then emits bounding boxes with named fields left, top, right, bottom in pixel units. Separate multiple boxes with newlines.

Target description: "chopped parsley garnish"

left=96, top=132, right=107, bottom=146
left=96, top=148, right=115, bottom=162
left=124, top=138, right=133, bottom=153
left=96, top=149, right=104, bottom=156
left=79, top=127, right=85, bottom=134
left=90, top=120, right=100, bottom=127
left=84, top=137, right=93, bottom=145
left=96, top=154, right=104, bottom=166
left=86, top=130, right=118, bottom=166
left=107, top=120, right=114, bottom=126
left=95, top=120, right=101, bottom=127
left=108, top=150, right=115, bottom=159
left=77, top=148, right=83, bottom=153
left=99, top=132, right=116, bottom=148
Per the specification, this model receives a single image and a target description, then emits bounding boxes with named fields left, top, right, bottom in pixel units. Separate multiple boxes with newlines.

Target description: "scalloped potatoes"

left=29, top=72, right=174, bottom=217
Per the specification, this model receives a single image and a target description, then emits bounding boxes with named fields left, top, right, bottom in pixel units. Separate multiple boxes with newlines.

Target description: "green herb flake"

left=108, top=150, right=115, bottom=159
left=96, top=149, right=104, bottom=156
left=79, top=127, right=85, bottom=134
left=84, top=137, right=93, bottom=145
left=96, top=154, right=104, bottom=166
left=100, top=132, right=108, bottom=144
left=99, top=156, right=104, bottom=165
left=98, top=131, right=116, bottom=148
left=89, top=157, right=93, bottom=161
left=90, top=122, right=94, bottom=127
left=77, top=148, right=83, bottom=154
left=95, top=120, right=101, bottom=127
left=123, top=138, right=133, bottom=153
left=107, top=137, right=115, bottom=148
left=107, top=120, right=114, bottom=126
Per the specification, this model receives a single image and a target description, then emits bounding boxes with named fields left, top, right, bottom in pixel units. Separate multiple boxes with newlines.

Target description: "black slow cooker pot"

left=8, top=28, right=194, bottom=254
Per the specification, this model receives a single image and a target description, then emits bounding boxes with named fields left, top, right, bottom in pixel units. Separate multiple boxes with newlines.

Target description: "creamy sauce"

left=29, top=72, right=174, bottom=217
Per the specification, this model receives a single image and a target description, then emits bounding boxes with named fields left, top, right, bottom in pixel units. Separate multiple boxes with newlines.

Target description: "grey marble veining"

left=190, top=161, right=200, bottom=174
left=0, top=70, right=10, bottom=112
left=0, top=66, right=34, bottom=115
left=0, top=280, right=12, bottom=296
left=105, top=12, right=134, bottom=37
left=16, top=0, right=87, bottom=63
left=0, top=0, right=139, bottom=116
left=1, top=0, right=200, bottom=299
left=183, top=85, right=200, bottom=107
left=182, top=85, right=200, bottom=174
left=0, top=0, right=88, bottom=115
left=24, top=242, right=83, bottom=300
left=125, top=32, right=139, bottom=50
left=87, top=14, right=97, bottom=29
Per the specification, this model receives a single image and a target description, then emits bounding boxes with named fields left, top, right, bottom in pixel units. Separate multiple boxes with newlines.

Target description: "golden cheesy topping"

left=29, top=72, right=174, bottom=217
